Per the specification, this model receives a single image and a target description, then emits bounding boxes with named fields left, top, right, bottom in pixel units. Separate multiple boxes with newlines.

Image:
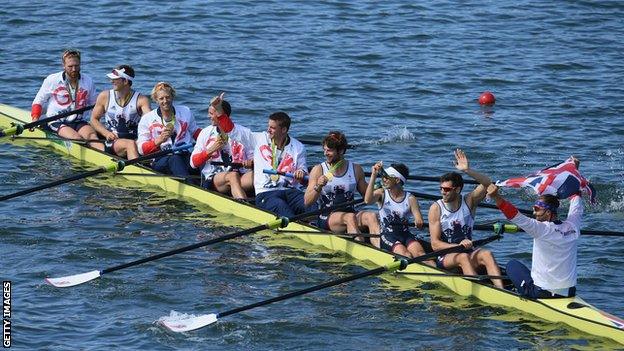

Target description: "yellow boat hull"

left=1, top=103, right=623, bottom=345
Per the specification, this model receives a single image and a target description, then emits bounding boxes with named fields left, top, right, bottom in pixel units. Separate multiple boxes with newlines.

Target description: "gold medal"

left=270, top=174, right=280, bottom=182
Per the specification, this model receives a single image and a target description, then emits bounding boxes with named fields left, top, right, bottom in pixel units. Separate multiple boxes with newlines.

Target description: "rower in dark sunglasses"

left=428, top=149, right=504, bottom=289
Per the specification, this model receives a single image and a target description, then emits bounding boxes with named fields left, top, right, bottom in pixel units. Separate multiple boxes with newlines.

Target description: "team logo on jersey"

left=53, top=86, right=71, bottom=106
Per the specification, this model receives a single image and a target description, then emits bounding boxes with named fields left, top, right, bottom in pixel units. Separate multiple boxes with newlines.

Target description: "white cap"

left=106, top=68, right=133, bottom=81
left=385, top=167, right=406, bottom=184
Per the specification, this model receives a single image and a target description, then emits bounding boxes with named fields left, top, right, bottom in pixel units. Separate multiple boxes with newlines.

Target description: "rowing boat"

left=1, top=103, right=623, bottom=345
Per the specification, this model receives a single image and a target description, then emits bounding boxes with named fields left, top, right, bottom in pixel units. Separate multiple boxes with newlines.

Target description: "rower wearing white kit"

left=365, top=162, right=428, bottom=260
left=190, top=93, right=254, bottom=199
left=486, top=156, right=583, bottom=298
left=137, top=82, right=201, bottom=176
left=304, top=131, right=381, bottom=245
left=31, top=49, right=99, bottom=143
left=90, top=65, right=151, bottom=159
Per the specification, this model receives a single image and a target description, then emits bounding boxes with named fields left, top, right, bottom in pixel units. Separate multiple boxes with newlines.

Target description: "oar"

left=9, top=135, right=105, bottom=144
left=408, top=190, right=534, bottom=216
left=365, top=171, right=479, bottom=185
left=115, top=172, right=202, bottom=180
left=402, top=221, right=519, bottom=233
left=0, top=143, right=194, bottom=202
left=263, top=168, right=309, bottom=181
left=410, top=220, right=624, bottom=237
left=0, top=104, right=95, bottom=138
left=275, top=229, right=381, bottom=238
left=159, top=234, right=501, bottom=332
left=298, top=138, right=355, bottom=149
left=45, top=199, right=363, bottom=288
left=210, top=161, right=243, bottom=168
left=395, top=271, right=508, bottom=281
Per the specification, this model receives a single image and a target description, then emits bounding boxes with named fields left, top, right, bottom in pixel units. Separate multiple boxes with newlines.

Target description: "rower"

left=31, top=49, right=99, bottom=143
left=240, top=111, right=313, bottom=217
left=90, top=65, right=150, bottom=159
left=304, top=131, right=381, bottom=246
left=365, top=161, right=428, bottom=259
left=190, top=93, right=254, bottom=199
left=136, top=82, right=201, bottom=176
left=486, top=157, right=582, bottom=298
left=428, top=149, right=504, bottom=288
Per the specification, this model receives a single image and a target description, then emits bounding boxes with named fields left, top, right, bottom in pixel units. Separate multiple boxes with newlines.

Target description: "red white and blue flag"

left=496, top=157, right=596, bottom=203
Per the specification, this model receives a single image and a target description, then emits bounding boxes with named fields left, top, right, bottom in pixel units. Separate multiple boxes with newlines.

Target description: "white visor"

left=106, top=68, right=133, bottom=81
left=385, top=167, right=406, bottom=184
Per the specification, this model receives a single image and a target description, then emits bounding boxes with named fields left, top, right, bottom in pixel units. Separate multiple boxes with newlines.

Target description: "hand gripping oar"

left=159, top=234, right=501, bottom=332
left=45, top=198, right=363, bottom=288
left=0, top=104, right=95, bottom=138
left=0, top=143, right=194, bottom=202
left=398, top=221, right=519, bottom=234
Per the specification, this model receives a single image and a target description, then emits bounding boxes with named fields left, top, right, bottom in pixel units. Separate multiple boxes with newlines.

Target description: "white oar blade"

left=45, top=270, right=101, bottom=288
left=159, top=313, right=218, bottom=332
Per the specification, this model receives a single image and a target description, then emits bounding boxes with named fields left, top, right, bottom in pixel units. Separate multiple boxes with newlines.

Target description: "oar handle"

left=23, top=104, right=96, bottom=130
left=263, top=168, right=309, bottom=181
left=405, top=234, right=502, bottom=265
left=210, top=161, right=244, bottom=168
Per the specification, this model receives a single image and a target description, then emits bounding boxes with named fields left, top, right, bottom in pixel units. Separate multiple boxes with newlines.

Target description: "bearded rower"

left=486, top=157, right=582, bottom=298
left=365, top=162, right=427, bottom=259
left=190, top=93, right=254, bottom=199
left=90, top=65, right=150, bottom=159
left=428, top=149, right=504, bottom=288
left=136, top=82, right=201, bottom=176
left=304, top=131, right=381, bottom=246
left=31, top=49, right=98, bottom=143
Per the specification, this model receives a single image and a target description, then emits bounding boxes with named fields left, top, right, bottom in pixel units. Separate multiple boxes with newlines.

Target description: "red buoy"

left=478, top=91, right=496, bottom=105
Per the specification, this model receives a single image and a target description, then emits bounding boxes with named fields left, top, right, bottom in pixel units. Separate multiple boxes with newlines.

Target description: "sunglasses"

left=440, top=186, right=456, bottom=192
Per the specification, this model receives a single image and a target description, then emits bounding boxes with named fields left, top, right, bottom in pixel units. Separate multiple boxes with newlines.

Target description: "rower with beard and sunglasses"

left=428, top=149, right=504, bottom=288
left=486, top=157, right=582, bottom=298
left=31, top=49, right=99, bottom=143
left=304, top=131, right=381, bottom=247
left=136, top=82, right=202, bottom=176
left=364, top=162, right=430, bottom=261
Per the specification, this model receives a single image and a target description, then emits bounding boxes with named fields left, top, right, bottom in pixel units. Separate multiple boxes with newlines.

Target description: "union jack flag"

left=495, top=157, right=596, bottom=203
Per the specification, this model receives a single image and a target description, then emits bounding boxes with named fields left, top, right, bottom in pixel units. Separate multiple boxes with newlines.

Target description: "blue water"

left=1, top=1, right=624, bottom=350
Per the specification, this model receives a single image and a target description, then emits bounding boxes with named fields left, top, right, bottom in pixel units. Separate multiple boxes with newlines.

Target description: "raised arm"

left=364, top=161, right=383, bottom=205
left=454, top=148, right=491, bottom=212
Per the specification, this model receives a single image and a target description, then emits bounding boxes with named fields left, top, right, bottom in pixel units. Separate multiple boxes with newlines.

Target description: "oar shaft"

left=101, top=200, right=361, bottom=276
left=218, top=266, right=387, bottom=319
left=210, top=161, right=244, bottom=168
left=263, top=169, right=309, bottom=181
left=24, top=104, right=96, bottom=130
left=218, top=234, right=500, bottom=319
left=409, top=190, right=533, bottom=215
left=365, top=171, right=479, bottom=185
left=0, top=167, right=106, bottom=202
left=102, top=224, right=270, bottom=274
left=11, top=136, right=105, bottom=144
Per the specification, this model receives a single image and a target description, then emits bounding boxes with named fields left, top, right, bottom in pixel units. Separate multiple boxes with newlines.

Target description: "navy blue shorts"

left=49, top=120, right=90, bottom=133
left=380, top=231, right=419, bottom=252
